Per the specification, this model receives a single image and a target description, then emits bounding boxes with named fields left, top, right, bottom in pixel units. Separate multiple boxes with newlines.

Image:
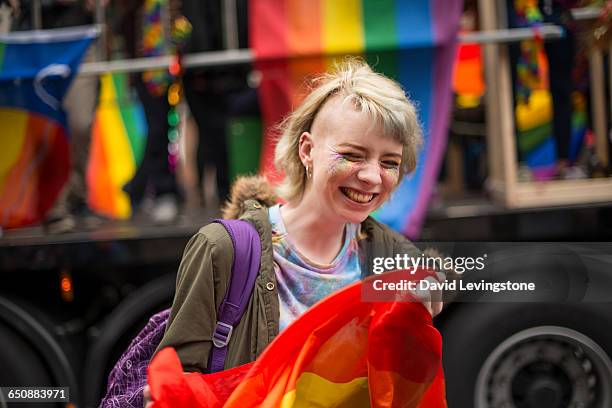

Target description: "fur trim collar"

left=221, top=175, right=278, bottom=219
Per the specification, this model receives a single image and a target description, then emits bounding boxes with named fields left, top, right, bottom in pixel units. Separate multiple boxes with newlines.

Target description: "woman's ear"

left=298, top=131, right=314, bottom=166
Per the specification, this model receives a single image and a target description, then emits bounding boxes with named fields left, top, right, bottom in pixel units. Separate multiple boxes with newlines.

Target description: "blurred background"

left=0, top=0, right=611, bottom=407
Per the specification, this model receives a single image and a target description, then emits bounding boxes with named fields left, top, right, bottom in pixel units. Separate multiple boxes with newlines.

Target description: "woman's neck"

left=279, top=199, right=346, bottom=265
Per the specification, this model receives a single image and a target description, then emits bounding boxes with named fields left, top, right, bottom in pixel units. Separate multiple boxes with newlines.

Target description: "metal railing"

left=77, top=25, right=565, bottom=76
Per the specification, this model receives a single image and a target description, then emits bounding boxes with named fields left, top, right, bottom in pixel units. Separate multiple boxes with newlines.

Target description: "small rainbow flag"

left=148, top=270, right=446, bottom=407
left=0, top=27, right=96, bottom=228
left=251, top=0, right=463, bottom=237
left=512, top=2, right=556, bottom=180
left=452, top=39, right=485, bottom=109
left=87, top=73, right=147, bottom=219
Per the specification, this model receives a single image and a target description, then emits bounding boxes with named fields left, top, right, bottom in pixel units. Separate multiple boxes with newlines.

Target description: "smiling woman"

left=138, top=58, right=442, bottom=407
left=275, top=58, right=423, bottom=207
left=291, top=97, right=405, bottom=224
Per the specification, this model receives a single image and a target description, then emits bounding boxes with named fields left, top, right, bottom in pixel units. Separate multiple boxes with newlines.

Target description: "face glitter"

left=382, top=165, right=400, bottom=184
left=327, top=150, right=362, bottom=177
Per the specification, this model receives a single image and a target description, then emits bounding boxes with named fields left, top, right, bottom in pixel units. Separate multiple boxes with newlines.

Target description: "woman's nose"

left=357, top=162, right=382, bottom=185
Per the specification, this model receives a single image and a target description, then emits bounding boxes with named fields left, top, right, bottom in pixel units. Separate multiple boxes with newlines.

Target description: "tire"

left=83, top=273, right=175, bottom=407
left=438, top=302, right=612, bottom=408
left=0, top=297, right=77, bottom=408
left=0, top=321, right=59, bottom=408
left=0, top=319, right=54, bottom=385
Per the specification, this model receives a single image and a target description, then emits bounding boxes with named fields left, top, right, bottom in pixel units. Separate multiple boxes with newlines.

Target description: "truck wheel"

left=83, top=273, right=175, bottom=407
left=0, top=320, right=53, bottom=386
left=438, top=302, right=612, bottom=408
left=0, top=296, right=77, bottom=407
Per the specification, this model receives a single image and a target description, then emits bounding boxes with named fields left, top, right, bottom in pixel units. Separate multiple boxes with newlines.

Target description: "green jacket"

left=157, top=198, right=421, bottom=373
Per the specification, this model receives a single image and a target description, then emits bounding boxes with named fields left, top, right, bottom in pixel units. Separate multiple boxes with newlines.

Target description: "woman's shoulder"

left=190, top=212, right=271, bottom=256
left=361, top=216, right=406, bottom=243
left=177, top=223, right=234, bottom=279
left=193, top=222, right=234, bottom=251
left=360, top=216, right=420, bottom=256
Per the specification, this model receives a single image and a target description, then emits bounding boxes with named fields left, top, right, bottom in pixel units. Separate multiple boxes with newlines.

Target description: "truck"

left=1, top=0, right=611, bottom=407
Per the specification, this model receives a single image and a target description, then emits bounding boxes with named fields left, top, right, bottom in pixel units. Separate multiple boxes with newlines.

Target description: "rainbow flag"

left=148, top=271, right=446, bottom=407
left=87, top=73, right=147, bottom=219
left=0, top=27, right=96, bottom=228
left=514, top=51, right=556, bottom=180
left=512, top=3, right=557, bottom=180
left=452, top=39, right=485, bottom=109
left=251, top=0, right=463, bottom=237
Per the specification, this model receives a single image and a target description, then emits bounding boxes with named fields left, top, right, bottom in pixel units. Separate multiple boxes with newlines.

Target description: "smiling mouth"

left=341, top=187, right=377, bottom=204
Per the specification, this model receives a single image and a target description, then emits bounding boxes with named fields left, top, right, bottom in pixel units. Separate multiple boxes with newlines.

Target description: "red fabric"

left=254, top=59, right=291, bottom=184
left=148, top=269, right=447, bottom=408
left=250, top=0, right=290, bottom=183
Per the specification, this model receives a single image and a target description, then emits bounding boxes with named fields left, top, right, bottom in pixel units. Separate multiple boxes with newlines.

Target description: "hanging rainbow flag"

left=87, top=73, right=147, bottom=219
left=148, top=271, right=446, bottom=407
left=0, top=26, right=97, bottom=228
left=251, top=0, right=462, bottom=237
left=513, top=0, right=557, bottom=180
left=452, top=38, right=485, bottom=109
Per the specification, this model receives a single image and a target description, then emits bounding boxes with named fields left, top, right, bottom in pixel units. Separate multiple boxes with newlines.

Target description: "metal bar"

left=77, top=25, right=564, bottom=76
left=78, top=49, right=252, bottom=76
left=222, top=0, right=239, bottom=50
left=0, top=3, right=12, bottom=34
left=609, top=41, right=612, bottom=145
left=94, top=0, right=106, bottom=61
left=497, top=0, right=509, bottom=31
left=571, top=6, right=601, bottom=21
left=574, top=1, right=610, bottom=167
left=0, top=25, right=101, bottom=42
left=183, top=49, right=251, bottom=67
left=460, top=25, right=563, bottom=44
left=31, top=0, right=42, bottom=29
left=589, top=48, right=609, bottom=167
left=479, top=0, right=518, bottom=205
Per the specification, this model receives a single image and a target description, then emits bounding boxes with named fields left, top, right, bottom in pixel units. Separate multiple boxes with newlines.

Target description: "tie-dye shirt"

left=268, top=204, right=362, bottom=331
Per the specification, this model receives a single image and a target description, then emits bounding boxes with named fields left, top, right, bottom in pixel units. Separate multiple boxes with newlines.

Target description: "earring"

left=306, top=164, right=312, bottom=179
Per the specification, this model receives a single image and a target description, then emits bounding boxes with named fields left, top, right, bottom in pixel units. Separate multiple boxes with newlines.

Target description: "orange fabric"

left=87, top=118, right=116, bottom=215
left=452, top=42, right=484, bottom=97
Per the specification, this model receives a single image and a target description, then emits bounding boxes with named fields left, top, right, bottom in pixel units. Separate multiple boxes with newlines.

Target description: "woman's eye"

left=382, top=161, right=400, bottom=169
left=342, top=153, right=363, bottom=162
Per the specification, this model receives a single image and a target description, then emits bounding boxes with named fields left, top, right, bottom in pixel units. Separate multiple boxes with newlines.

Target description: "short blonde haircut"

left=274, top=58, right=423, bottom=204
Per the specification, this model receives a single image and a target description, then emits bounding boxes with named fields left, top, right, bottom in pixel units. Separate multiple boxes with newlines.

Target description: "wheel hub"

left=475, top=326, right=612, bottom=408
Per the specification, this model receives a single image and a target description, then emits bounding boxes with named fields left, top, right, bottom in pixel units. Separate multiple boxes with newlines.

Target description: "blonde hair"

left=274, top=58, right=423, bottom=204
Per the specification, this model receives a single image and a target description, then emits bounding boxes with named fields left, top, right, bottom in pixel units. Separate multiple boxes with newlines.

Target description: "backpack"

left=99, top=219, right=262, bottom=408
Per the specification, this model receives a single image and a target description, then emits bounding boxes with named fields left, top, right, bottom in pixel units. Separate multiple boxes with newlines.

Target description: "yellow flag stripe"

left=515, top=89, right=553, bottom=131
left=0, top=109, right=28, bottom=195
left=322, top=0, right=364, bottom=56
left=97, top=74, right=136, bottom=217
left=281, top=372, right=370, bottom=408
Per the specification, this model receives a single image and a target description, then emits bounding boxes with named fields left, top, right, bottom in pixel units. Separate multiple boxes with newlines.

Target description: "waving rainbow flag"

left=0, top=27, right=96, bottom=228
left=148, top=271, right=445, bottom=407
left=251, top=0, right=462, bottom=237
left=87, top=73, right=147, bottom=219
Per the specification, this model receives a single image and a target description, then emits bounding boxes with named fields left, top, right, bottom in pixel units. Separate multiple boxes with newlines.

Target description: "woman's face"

left=300, top=98, right=403, bottom=224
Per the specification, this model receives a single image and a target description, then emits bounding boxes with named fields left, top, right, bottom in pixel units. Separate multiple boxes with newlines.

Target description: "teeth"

left=342, top=188, right=374, bottom=204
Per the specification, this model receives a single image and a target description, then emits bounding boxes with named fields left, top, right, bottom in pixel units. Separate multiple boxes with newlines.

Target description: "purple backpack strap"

left=208, top=219, right=261, bottom=373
